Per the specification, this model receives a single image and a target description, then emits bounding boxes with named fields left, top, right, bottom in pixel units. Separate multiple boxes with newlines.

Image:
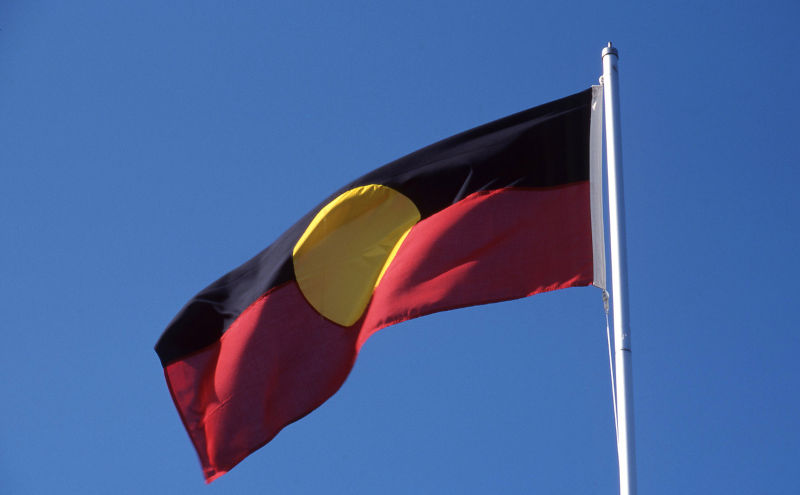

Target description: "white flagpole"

left=602, top=42, right=637, bottom=495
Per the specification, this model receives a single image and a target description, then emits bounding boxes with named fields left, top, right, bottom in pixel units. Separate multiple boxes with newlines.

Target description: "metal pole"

left=602, top=42, right=637, bottom=495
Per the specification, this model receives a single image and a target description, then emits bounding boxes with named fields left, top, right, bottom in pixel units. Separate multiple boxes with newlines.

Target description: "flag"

left=155, top=87, right=605, bottom=482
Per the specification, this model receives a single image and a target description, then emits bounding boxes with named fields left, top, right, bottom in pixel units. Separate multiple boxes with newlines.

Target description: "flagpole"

left=602, top=42, right=637, bottom=495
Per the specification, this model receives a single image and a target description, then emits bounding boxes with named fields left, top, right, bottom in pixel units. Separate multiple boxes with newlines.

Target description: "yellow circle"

left=293, top=184, right=421, bottom=326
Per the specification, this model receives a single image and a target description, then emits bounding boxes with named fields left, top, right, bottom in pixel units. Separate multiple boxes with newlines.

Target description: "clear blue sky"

left=1, top=1, right=798, bottom=493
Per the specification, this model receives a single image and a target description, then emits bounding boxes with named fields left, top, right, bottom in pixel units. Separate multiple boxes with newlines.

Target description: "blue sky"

left=1, top=1, right=798, bottom=493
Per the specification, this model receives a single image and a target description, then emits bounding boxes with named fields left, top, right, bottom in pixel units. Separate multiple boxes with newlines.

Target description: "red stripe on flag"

left=165, top=183, right=593, bottom=481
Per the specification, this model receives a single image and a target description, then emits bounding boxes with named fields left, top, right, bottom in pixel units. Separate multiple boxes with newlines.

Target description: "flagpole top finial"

left=602, top=42, right=618, bottom=58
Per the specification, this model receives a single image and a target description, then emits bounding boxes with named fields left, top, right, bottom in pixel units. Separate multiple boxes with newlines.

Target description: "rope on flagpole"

left=603, top=289, right=619, bottom=441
